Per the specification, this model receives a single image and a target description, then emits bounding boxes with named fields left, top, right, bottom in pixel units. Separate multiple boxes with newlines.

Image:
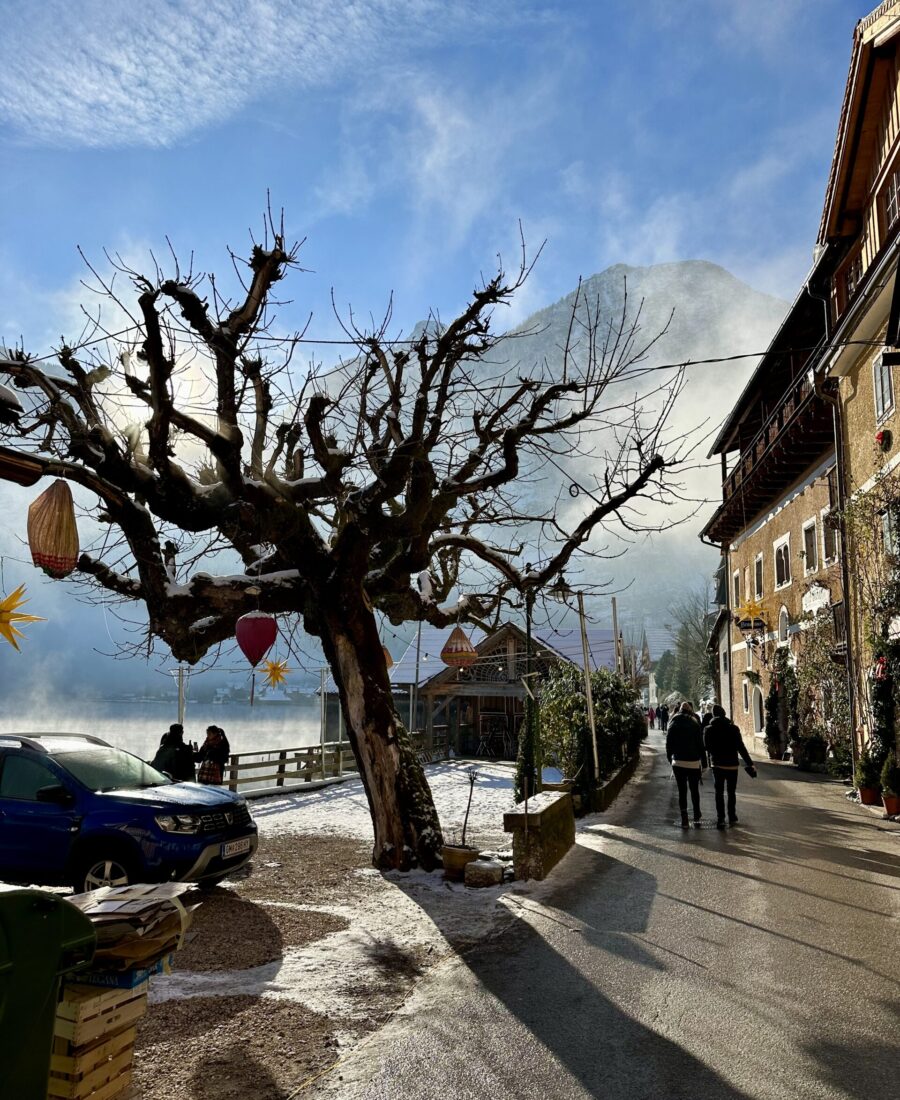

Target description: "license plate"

left=221, top=837, right=252, bottom=859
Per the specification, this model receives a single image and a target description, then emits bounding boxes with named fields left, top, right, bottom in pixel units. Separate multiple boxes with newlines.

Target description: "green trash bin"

left=0, top=887, right=96, bottom=1100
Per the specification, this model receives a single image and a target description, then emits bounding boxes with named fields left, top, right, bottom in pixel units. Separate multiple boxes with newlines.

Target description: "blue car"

left=0, top=733, right=258, bottom=891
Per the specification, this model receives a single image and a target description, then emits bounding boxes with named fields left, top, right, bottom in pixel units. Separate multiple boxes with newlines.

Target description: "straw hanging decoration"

left=27, top=479, right=79, bottom=578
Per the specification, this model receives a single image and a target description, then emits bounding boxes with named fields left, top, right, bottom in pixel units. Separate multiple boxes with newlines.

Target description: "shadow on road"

left=392, top=838, right=753, bottom=1099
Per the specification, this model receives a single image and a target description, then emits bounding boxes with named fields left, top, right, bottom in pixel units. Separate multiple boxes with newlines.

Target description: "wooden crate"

left=48, top=982, right=148, bottom=1099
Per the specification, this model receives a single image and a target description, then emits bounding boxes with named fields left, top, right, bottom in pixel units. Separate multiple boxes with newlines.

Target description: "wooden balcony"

left=702, top=373, right=835, bottom=545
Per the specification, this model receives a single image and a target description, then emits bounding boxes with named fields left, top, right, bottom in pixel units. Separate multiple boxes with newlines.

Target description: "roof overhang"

left=825, top=233, right=900, bottom=377
left=0, top=445, right=43, bottom=486
left=820, top=5, right=900, bottom=246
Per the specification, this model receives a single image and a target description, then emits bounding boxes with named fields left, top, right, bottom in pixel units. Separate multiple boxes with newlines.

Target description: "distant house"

left=325, top=620, right=617, bottom=759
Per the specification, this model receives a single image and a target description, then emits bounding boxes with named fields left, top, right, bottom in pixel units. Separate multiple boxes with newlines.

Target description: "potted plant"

left=880, top=757, right=900, bottom=817
left=854, top=745, right=883, bottom=805
left=442, top=768, right=480, bottom=879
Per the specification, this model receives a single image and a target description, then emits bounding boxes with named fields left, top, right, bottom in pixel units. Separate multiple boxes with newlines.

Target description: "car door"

left=0, top=752, right=81, bottom=882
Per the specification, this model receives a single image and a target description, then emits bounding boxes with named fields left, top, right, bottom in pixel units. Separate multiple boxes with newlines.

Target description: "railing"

left=225, top=729, right=452, bottom=794
left=226, top=741, right=357, bottom=793
left=723, top=369, right=817, bottom=498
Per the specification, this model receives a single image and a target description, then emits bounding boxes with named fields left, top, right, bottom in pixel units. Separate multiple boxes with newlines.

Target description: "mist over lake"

left=0, top=697, right=324, bottom=762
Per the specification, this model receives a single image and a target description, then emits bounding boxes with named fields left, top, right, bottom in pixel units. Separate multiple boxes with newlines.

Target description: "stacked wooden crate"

left=48, top=981, right=148, bottom=1100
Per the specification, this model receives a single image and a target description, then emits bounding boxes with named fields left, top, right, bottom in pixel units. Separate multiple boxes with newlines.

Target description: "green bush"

left=539, top=663, right=644, bottom=800
left=880, top=755, right=900, bottom=796
left=855, top=745, right=882, bottom=790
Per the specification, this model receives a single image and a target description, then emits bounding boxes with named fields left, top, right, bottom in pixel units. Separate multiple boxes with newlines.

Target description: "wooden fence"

left=225, top=729, right=450, bottom=795
left=226, top=741, right=357, bottom=794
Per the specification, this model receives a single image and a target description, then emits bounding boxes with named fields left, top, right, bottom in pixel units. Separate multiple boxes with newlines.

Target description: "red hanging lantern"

left=235, top=612, right=278, bottom=667
left=874, top=656, right=889, bottom=681
left=441, top=625, right=477, bottom=668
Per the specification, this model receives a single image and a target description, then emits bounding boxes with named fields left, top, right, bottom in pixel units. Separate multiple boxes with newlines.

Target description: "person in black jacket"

left=666, top=701, right=708, bottom=828
left=195, top=725, right=231, bottom=785
left=151, top=724, right=196, bottom=782
left=703, top=704, right=756, bottom=828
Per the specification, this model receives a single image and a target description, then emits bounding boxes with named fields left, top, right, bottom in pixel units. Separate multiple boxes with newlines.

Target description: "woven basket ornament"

left=441, top=625, right=477, bottom=668
left=27, top=479, right=79, bottom=578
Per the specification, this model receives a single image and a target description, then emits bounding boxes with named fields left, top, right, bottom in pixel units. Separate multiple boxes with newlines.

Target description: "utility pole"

left=410, top=620, right=423, bottom=732
left=611, top=596, right=622, bottom=675
left=577, top=591, right=600, bottom=783
left=320, top=667, right=327, bottom=775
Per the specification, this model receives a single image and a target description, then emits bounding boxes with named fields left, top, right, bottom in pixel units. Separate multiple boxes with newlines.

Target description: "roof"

left=386, top=621, right=617, bottom=689
left=819, top=5, right=900, bottom=246
left=642, top=627, right=678, bottom=663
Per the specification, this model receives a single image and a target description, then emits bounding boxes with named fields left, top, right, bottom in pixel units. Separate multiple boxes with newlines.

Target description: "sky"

left=0, top=0, right=879, bottom=697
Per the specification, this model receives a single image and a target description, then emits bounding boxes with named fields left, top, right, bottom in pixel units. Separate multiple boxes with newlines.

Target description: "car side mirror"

left=36, top=784, right=75, bottom=807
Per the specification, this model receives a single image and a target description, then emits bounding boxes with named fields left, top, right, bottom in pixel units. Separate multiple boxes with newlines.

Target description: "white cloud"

left=0, top=0, right=493, bottom=148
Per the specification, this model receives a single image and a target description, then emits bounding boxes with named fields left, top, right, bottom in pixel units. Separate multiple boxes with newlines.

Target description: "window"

left=874, top=353, right=895, bottom=421
left=0, top=756, right=58, bottom=800
left=753, top=687, right=765, bottom=733
left=745, top=642, right=753, bottom=670
left=822, top=509, right=838, bottom=563
left=732, top=570, right=740, bottom=608
left=721, top=649, right=728, bottom=674
left=754, top=554, right=763, bottom=599
left=774, top=536, right=791, bottom=589
left=742, top=680, right=750, bottom=713
left=886, top=166, right=900, bottom=232
left=803, top=520, right=818, bottom=575
left=844, top=251, right=863, bottom=300
left=882, top=510, right=899, bottom=557
left=778, top=607, right=790, bottom=644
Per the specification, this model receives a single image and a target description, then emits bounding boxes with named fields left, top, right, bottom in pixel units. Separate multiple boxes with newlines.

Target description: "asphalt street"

left=314, top=733, right=900, bottom=1100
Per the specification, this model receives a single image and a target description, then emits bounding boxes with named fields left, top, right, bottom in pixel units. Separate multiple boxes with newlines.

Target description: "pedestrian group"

left=151, top=722, right=232, bottom=785
left=664, top=701, right=756, bottom=829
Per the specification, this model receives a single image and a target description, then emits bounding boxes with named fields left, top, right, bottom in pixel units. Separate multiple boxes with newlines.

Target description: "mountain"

left=488, top=260, right=788, bottom=631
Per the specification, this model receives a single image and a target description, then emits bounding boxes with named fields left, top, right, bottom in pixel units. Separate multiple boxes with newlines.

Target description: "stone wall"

left=503, top=791, right=575, bottom=881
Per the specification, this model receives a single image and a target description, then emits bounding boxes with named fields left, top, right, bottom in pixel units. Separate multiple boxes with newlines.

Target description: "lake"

left=0, top=697, right=325, bottom=762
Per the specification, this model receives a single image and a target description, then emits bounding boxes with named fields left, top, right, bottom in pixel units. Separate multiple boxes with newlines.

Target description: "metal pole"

left=411, top=620, right=423, bottom=733
left=578, top=592, right=600, bottom=783
left=611, top=597, right=622, bottom=675
left=526, top=588, right=541, bottom=792
left=320, top=667, right=327, bottom=777
left=177, top=666, right=185, bottom=726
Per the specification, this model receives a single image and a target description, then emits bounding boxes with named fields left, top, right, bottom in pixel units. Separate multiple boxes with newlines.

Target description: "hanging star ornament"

left=0, top=584, right=46, bottom=651
left=262, top=659, right=290, bottom=688
left=734, top=597, right=768, bottom=634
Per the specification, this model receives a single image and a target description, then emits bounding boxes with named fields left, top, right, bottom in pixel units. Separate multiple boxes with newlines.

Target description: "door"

left=0, top=753, right=81, bottom=881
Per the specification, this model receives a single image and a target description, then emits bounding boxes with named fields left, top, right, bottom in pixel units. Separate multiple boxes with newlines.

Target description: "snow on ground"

left=252, top=759, right=520, bottom=848
left=150, top=761, right=525, bottom=1030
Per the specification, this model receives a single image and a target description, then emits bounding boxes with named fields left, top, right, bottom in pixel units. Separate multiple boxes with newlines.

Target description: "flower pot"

left=442, top=844, right=479, bottom=880
left=882, top=793, right=900, bottom=816
left=858, top=786, right=882, bottom=806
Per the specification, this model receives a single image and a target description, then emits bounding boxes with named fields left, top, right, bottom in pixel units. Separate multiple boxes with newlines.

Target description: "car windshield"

left=56, top=748, right=171, bottom=792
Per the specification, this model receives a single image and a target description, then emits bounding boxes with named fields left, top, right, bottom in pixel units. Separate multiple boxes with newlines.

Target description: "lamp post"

left=515, top=570, right=540, bottom=800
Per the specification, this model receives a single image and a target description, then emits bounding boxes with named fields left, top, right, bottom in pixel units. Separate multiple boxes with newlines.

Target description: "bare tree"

left=0, top=215, right=694, bottom=870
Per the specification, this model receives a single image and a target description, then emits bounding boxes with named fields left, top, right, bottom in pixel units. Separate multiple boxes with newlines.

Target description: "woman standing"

left=195, top=725, right=231, bottom=785
left=666, top=702, right=708, bottom=828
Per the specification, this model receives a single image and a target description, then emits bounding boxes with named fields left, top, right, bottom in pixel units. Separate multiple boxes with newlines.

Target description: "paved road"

left=315, top=734, right=900, bottom=1099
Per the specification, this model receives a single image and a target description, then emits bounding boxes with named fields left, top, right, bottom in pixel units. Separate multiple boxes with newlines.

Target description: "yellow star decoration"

left=735, top=597, right=768, bottom=627
left=0, top=584, right=46, bottom=651
left=263, top=659, right=290, bottom=688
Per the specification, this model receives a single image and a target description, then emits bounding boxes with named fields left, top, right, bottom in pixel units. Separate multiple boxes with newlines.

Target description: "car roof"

left=0, top=733, right=112, bottom=754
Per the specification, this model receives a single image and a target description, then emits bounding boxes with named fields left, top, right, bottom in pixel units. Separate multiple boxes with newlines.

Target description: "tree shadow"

left=388, top=841, right=752, bottom=1099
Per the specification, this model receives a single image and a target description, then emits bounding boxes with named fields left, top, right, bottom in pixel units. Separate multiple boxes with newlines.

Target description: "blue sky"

left=0, top=0, right=877, bottom=695
left=0, top=0, right=874, bottom=347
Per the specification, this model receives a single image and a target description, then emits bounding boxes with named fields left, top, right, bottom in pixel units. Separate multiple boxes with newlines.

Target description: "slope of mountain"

left=489, top=260, right=788, bottom=628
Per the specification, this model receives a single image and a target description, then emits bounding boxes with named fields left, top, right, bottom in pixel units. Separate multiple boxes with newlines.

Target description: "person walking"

left=666, top=701, right=708, bottom=828
left=704, top=704, right=756, bottom=827
left=648, top=706, right=656, bottom=730
left=658, top=703, right=669, bottom=733
left=195, top=725, right=231, bottom=785
left=151, top=723, right=196, bottom=782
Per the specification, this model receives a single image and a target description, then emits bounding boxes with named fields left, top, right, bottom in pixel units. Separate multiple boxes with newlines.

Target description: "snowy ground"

left=136, top=761, right=533, bottom=1098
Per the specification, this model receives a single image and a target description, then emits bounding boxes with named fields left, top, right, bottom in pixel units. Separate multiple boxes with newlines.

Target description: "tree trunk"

left=320, top=603, right=443, bottom=871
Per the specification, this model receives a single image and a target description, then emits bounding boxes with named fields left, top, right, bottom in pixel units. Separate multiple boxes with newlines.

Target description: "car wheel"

left=74, top=853, right=135, bottom=892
